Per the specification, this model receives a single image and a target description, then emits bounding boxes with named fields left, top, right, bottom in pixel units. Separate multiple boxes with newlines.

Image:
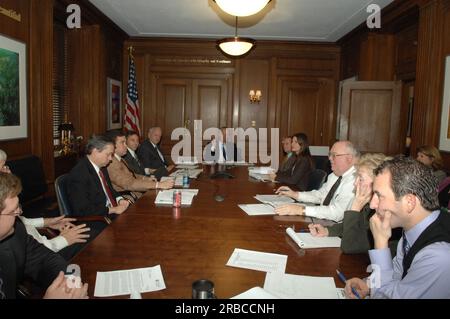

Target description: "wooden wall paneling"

left=440, top=1, right=450, bottom=169
left=29, top=0, right=54, bottom=181
left=395, top=23, right=418, bottom=80
left=359, top=34, right=396, bottom=81
left=411, top=0, right=446, bottom=153
left=340, top=81, right=403, bottom=155
left=238, top=59, right=270, bottom=130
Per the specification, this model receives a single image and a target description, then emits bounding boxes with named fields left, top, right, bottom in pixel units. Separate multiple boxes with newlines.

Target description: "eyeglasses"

left=328, top=153, right=350, bottom=159
left=1, top=204, right=23, bottom=217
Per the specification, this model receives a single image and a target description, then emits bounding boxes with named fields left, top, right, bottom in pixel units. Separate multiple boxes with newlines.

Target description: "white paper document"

left=170, top=169, right=203, bottom=179
left=248, top=171, right=272, bottom=182
left=154, top=190, right=198, bottom=205
left=248, top=166, right=275, bottom=174
left=254, top=195, right=295, bottom=205
left=176, top=165, right=199, bottom=169
left=94, top=265, right=166, bottom=297
left=226, top=248, right=287, bottom=273
left=161, top=176, right=183, bottom=186
left=264, top=272, right=339, bottom=299
left=238, top=204, right=275, bottom=216
left=231, top=287, right=279, bottom=299
left=286, top=227, right=341, bottom=249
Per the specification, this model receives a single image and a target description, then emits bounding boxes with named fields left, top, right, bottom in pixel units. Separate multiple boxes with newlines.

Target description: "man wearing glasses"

left=0, top=172, right=88, bottom=299
left=275, top=141, right=359, bottom=222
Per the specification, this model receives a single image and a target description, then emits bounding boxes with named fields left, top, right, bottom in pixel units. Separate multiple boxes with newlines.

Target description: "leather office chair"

left=306, top=169, right=327, bottom=191
left=54, top=174, right=111, bottom=224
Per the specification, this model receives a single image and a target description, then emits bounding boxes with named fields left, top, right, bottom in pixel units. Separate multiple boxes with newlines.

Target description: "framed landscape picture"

left=0, top=33, right=27, bottom=140
left=439, top=55, right=450, bottom=152
left=107, top=78, right=122, bottom=130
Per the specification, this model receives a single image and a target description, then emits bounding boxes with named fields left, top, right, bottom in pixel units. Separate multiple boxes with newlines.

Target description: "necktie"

left=156, top=145, right=166, bottom=165
left=322, top=176, right=342, bottom=206
left=222, top=144, right=227, bottom=161
left=402, top=232, right=411, bottom=256
left=99, top=169, right=117, bottom=207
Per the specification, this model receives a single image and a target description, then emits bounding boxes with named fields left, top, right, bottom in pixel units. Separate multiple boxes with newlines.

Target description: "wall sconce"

left=249, top=90, right=262, bottom=103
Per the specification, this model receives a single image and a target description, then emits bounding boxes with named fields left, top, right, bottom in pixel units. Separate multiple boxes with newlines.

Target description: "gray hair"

left=374, top=156, right=439, bottom=211
left=343, top=141, right=360, bottom=158
left=85, top=135, right=113, bottom=155
left=148, top=127, right=161, bottom=134
left=0, top=149, right=6, bottom=162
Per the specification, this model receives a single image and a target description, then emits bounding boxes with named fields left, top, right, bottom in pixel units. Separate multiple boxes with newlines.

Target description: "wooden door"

left=339, top=81, right=403, bottom=155
left=278, top=77, right=335, bottom=146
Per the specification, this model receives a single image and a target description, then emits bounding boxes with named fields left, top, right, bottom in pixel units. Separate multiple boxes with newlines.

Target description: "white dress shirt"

left=127, top=147, right=139, bottom=161
left=298, top=166, right=356, bottom=222
left=18, top=216, right=68, bottom=252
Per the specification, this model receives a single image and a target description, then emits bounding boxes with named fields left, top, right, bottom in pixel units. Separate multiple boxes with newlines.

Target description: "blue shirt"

left=369, top=210, right=450, bottom=298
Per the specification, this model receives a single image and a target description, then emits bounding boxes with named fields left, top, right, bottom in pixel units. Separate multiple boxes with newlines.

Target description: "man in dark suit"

left=137, top=127, right=174, bottom=180
left=0, top=172, right=88, bottom=299
left=67, top=135, right=129, bottom=231
left=122, top=131, right=145, bottom=176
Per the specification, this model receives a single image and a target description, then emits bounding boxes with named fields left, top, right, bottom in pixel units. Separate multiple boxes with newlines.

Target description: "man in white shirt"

left=275, top=141, right=359, bottom=222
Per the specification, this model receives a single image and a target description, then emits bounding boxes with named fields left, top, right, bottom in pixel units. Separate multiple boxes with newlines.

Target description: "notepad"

left=238, top=204, right=275, bottom=216
left=226, top=248, right=288, bottom=273
left=286, top=227, right=341, bottom=248
left=263, top=272, right=339, bottom=299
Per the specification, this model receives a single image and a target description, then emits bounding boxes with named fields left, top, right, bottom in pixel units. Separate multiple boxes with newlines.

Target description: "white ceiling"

left=89, top=0, right=393, bottom=42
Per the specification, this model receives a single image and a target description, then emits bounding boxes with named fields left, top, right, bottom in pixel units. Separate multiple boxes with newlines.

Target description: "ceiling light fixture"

left=213, top=0, right=271, bottom=17
left=217, top=17, right=255, bottom=57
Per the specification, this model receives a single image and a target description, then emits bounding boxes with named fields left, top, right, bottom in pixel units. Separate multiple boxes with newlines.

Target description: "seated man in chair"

left=67, top=135, right=130, bottom=235
left=0, top=172, right=88, bottom=299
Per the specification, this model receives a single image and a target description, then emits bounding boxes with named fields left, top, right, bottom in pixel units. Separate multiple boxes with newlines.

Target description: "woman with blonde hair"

left=416, top=145, right=446, bottom=184
left=309, top=153, right=400, bottom=255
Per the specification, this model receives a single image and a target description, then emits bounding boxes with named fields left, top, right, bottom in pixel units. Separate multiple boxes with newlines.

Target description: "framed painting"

left=439, top=56, right=450, bottom=152
left=0, top=33, right=27, bottom=140
left=107, top=78, right=122, bottom=130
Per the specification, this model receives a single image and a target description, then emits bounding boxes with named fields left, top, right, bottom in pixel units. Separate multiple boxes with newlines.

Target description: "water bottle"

left=183, top=170, right=189, bottom=188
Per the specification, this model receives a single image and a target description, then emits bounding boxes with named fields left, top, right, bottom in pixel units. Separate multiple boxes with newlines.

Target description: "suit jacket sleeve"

left=24, top=228, right=68, bottom=289
left=339, top=206, right=373, bottom=254
left=107, top=159, right=152, bottom=192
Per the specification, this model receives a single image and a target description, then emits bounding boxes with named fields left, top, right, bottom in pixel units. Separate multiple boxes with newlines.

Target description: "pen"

left=297, top=229, right=310, bottom=233
left=336, top=269, right=361, bottom=299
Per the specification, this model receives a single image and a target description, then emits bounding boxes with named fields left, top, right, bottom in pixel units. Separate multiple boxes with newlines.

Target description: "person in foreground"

left=274, top=141, right=359, bottom=222
left=309, top=153, right=399, bottom=255
left=0, top=172, right=88, bottom=299
left=345, top=156, right=450, bottom=299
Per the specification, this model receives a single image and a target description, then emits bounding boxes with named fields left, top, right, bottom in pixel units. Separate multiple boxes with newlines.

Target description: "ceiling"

left=89, top=0, right=394, bottom=42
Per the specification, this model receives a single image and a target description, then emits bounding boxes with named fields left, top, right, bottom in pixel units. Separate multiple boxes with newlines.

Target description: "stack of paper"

left=161, top=176, right=183, bottom=187
left=170, top=169, right=203, bottom=179
left=154, top=189, right=199, bottom=206
left=176, top=165, right=199, bottom=169
left=254, top=194, right=294, bottom=205
left=94, top=265, right=166, bottom=297
left=263, top=272, right=340, bottom=299
left=231, top=287, right=279, bottom=299
left=175, top=156, right=199, bottom=165
left=238, top=204, right=275, bottom=216
left=248, top=166, right=275, bottom=174
left=248, top=171, right=272, bottom=182
left=286, top=227, right=341, bottom=248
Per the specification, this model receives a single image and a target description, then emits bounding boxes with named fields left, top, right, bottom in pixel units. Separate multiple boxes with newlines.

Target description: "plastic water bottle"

left=183, top=171, right=189, bottom=188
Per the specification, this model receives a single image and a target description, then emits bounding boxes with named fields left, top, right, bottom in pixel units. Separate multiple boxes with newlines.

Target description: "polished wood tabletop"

left=72, top=165, right=369, bottom=298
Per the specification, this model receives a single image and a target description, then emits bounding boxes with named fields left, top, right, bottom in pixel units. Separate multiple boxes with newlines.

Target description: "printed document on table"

left=264, top=272, right=339, bottom=299
left=226, top=248, right=287, bottom=273
left=238, top=204, right=275, bottom=216
left=94, top=265, right=166, bottom=297
left=254, top=195, right=295, bottom=205
left=286, top=227, right=341, bottom=248
left=231, top=287, right=279, bottom=299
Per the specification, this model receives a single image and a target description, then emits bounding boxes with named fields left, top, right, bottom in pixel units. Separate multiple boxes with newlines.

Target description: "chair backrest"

left=54, top=174, right=72, bottom=216
left=7, top=155, right=48, bottom=203
left=307, top=169, right=327, bottom=191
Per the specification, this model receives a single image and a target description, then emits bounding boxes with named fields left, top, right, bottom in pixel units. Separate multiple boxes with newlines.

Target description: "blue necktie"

left=402, top=232, right=411, bottom=256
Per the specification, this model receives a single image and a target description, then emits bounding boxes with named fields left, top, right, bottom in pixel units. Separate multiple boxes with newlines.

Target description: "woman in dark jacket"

left=270, top=133, right=313, bottom=191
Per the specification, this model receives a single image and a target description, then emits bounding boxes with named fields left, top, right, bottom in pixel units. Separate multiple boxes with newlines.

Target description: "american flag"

left=123, top=54, right=141, bottom=136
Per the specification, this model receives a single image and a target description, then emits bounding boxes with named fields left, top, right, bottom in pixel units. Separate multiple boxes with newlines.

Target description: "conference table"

left=72, top=165, right=369, bottom=299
